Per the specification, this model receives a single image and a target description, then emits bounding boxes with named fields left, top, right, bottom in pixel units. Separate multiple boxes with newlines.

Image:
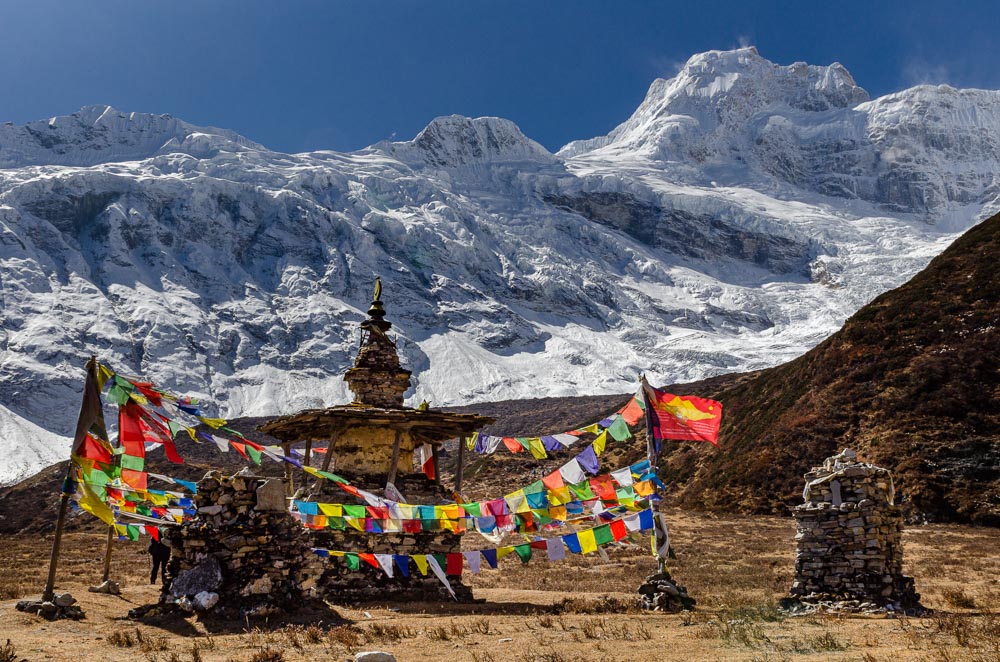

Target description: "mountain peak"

left=560, top=48, right=869, bottom=160
left=375, top=114, right=554, bottom=167
left=0, top=105, right=265, bottom=168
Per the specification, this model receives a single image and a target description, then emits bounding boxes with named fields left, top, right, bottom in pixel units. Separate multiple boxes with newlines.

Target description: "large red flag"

left=645, top=385, right=722, bottom=445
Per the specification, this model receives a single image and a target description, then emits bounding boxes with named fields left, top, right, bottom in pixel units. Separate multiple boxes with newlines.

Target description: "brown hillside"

left=660, top=211, right=1000, bottom=524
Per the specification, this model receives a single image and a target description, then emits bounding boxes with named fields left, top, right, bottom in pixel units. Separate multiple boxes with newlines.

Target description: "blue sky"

left=1, top=1, right=998, bottom=154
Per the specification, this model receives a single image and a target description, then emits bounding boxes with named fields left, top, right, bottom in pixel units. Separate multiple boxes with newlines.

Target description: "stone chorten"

left=258, top=279, right=494, bottom=602
left=343, top=278, right=412, bottom=409
left=787, top=449, right=922, bottom=613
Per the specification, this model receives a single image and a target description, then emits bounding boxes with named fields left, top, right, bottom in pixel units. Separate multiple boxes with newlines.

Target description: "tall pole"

left=100, top=525, right=115, bottom=582
left=42, top=464, right=77, bottom=602
left=640, top=376, right=666, bottom=574
left=43, top=356, right=98, bottom=602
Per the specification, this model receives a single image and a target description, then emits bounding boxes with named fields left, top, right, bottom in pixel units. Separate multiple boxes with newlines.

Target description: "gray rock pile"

left=638, top=570, right=695, bottom=612
left=15, top=592, right=83, bottom=620
left=786, top=449, right=923, bottom=614
left=164, top=469, right=323, bottom=616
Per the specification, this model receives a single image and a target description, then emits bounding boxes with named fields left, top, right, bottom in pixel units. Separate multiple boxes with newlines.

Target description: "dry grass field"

left=1, top=510, right=999, bottom=662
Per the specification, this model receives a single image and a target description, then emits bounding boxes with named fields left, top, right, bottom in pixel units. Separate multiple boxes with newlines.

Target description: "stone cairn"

left=15, top=592, right=83, bottom=621
left=162, top=468, right=324, bottom=616
left=638, top=570, right=695, bottom=612
left=786, top=449, right=922, bottom=614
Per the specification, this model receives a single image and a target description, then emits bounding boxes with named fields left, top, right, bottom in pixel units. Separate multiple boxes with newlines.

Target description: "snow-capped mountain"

left=2, top=47, right=999, bottom=485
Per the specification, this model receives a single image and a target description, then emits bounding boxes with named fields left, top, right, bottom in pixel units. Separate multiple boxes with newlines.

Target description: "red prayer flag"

left=121, top=468, right=147, bottom=490
left=145, top=526, right=160, bottom=541
left=502, top=437, right=523, bottom=453
left=645, top=386, right=722, bottom=445
left=542, top=470, right=564, bottom=492
left=358, top=553, right=379, bottom=569
left=119, top=403, right=147, bottom=459
left=610, top=519, right=627, bottom=541
left=445, top=553, right=463, bottom=576
left=620, top=397, right=645, bottom=426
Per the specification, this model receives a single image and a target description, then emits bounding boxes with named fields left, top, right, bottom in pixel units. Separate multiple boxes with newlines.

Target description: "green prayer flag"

left=345, top=553, right=360, bottom=570
left=343, top=505, right=366, bottom=518
left=245, top=445, right=262, bottom=465
left=330, top=516, right=345, bottom=531
left=569, top=480, right=595, bottom=500
left=522, top=480, right=545, bottom=494
left=593, top=523, right=614, bottom=546
left=126, top=525, right=139, bottom=541
left=167, top=420, right=185, bottom=438
left=432, top=553, right=446, bottom=569
left=463, top=502, right=482, bottom=517
left=318, top=470, right=348, bottom=484
left=514, top=543, right=532, bottom=563
left=108, top=384, right=131, bottom=406
left=120, top=454, right=145, bottom=471
left=607, top=415, right=632, bottom=442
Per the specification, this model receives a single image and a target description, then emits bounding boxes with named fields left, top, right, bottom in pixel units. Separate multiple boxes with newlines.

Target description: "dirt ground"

left=2, top=510, right=999, bottom=661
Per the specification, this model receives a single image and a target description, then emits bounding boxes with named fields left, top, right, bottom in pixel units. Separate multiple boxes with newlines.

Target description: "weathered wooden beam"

left=320, top=430, right=338, bottom=473
left=282, top=442, right=294, bottom=497
left=387, top=430, right=403, bottom=487
left=454, top=437, right=466, bottom=494
left=432, top=444, right=441, bottom=486
left=303, top=438, right=313, bottom=469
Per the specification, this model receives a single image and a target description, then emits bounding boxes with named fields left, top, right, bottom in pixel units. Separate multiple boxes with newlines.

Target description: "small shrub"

left=943, top=588, right=977, bottom=610
left=0, top=639, right=16, bottom=662
left=248, top=648, right=284, bottom=662
left=326, top=626, right=364, bottom=652
left=428, top=625, right=451, bottom=641
left=366, top=622, right=416, bottom=641
left=810, top=631, right=847, bottom=652
left=470, top=617, right=493, bottom=635
left=303, top=624, right=324, bottom=644
left=107, top=630, right=136, bottom=648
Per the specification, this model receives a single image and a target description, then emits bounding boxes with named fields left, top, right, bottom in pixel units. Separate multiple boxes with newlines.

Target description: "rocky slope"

left=2, top=48, right=1000, bottom=485
left=660, top=211, right=1000, bottom=525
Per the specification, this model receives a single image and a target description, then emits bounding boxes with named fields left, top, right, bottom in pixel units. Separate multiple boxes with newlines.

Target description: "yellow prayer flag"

left=549, top=505, right=567, bottom=521
left=433, top=505, right=447, bottom=519
left=96, top=363, right=115, bottom=389
left=548, top=486, right=572, bottom=506
left=199, top=416, right=227, bottom=429
left=583, top=423, right=601, bottom=435
left=129, top=392, right=149, bottom=405
left=318, top=503, right=343, bottom=517
left=592, top=430, right=607, bottom=456
left=185, top=427, right=197, bottom=441
left=412, top=554, right=429, bottom=576
left=345, top=517, right=365, bottom=531
left=77, top=481, right=115, bottom=525
left=496, top=546, right=515, bottom=561
left=330, top=551, right=345, bottom=557
left=441, top=504, right=463, bottom=520
left=578, top=529, right=598, bottom=554
left=634, top=480, right=655, bottom=497
left=527, top=437, right=547, bottom=459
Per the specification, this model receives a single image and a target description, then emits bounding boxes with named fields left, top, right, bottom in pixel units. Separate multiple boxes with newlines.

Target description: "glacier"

left=1, top=46, right=999, bottom=485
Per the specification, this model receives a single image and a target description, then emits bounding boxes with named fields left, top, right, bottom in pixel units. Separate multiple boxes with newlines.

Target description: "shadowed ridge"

left=661, top=212, right=1000, bottom=524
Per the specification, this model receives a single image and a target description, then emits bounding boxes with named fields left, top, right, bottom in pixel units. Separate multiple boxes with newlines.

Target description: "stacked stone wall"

left=165, top=469, right=323, bottom=616
left=789, top=450, right=921, bottom=613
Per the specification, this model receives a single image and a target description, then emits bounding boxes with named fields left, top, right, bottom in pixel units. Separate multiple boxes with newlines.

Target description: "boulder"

left=170, top=556, right=222, bottom=597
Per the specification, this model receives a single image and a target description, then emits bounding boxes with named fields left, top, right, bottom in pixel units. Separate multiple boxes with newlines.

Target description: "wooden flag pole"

left=43, top=356, right=98, bottom=602
left=100, top=525, right=115, bottom=582
left=639, top=375, right=667, bottom=574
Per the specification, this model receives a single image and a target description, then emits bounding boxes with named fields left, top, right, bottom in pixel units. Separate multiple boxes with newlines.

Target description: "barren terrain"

left=2, top=510, right=999, bottom=661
